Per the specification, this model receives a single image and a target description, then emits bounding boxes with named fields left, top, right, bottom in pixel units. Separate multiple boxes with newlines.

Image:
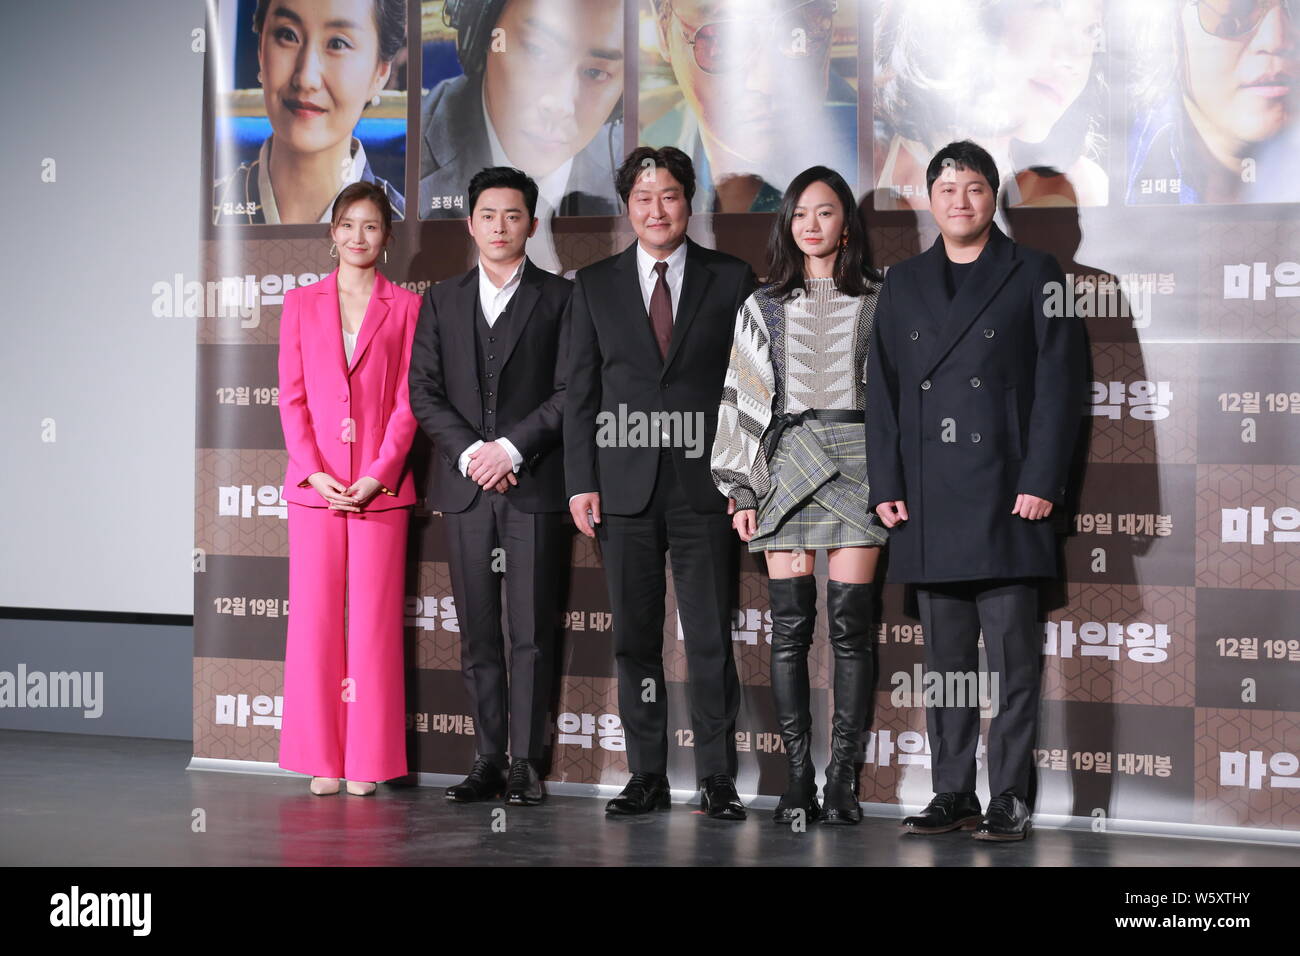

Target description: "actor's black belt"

left=763, top=408, right=865, bottom=461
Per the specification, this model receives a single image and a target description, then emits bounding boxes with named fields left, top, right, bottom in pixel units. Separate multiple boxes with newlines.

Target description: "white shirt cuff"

left=495, top=437, right=523, bottom=473
left=457, top=440, right=485, bottom=477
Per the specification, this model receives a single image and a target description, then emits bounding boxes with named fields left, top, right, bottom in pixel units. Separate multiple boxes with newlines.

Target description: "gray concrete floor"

left=2, top=730, right=1297, bottom=867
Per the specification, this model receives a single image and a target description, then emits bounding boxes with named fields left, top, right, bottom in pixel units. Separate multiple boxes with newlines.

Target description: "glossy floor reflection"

left=2, top=731, right=1295, bottom=867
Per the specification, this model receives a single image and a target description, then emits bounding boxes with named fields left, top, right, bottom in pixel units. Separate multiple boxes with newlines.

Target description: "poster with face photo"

left=638, top=0, right=860, bottom=214
left=872, top=0, right=1109, bottom=211
left=1125, top=0, right=1299, bottom=205
left=209, top=0, right=409, bottom=227
left=416, top=0, right=627, bottom=221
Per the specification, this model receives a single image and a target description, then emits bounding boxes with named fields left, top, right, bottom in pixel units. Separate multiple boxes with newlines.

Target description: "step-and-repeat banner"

left=193, top=0, right=1300, bottom=835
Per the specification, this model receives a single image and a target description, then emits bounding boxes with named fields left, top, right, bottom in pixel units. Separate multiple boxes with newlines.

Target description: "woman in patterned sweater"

left=711, top=166, right=887, bottom=826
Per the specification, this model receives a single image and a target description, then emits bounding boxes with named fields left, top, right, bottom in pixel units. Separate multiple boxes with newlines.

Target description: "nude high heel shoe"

left=310, top=777, right=341, bottom=795
left=345, top=780, right=377, bottom=796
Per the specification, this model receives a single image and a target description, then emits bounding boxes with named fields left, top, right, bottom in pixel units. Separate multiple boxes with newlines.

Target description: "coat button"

left=921, top=380, right=931, bottom=390
left=338, top=392, right=348, bottom=401
left=970, top=376, right=981, bottom=388
left=971, top=432, right=981, bottom=443
left=984, top=328, right=995, bottom=338
left=910, top=330, right=919, bottom=341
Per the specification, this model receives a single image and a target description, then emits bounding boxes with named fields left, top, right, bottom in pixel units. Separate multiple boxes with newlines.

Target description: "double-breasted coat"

left=865, top=223, right=1087, bottom=584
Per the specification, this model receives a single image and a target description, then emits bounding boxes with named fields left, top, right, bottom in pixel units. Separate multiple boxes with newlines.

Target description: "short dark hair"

left=331, top=181, right=394, bottom=237
left=926, top=140, right=999, bottom=196
left=253, top=0, right=407, bottom=62
left=615, top=146, right=696, bottom=207
left=467, top=166, right=539, bottom=219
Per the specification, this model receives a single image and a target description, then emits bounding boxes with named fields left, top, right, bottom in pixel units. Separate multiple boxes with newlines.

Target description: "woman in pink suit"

left=277, top=180, right=420, bottom=796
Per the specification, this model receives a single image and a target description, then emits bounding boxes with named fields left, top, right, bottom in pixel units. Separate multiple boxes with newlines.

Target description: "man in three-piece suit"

left=867, top=140, right=1087, bottom=841
left=409, top=167, right=574, bottom=806
left=565, top=146, right=757, bottom=820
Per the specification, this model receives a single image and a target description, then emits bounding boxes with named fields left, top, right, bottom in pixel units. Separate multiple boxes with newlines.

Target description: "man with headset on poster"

left=419, top=0, right=625, bottom=270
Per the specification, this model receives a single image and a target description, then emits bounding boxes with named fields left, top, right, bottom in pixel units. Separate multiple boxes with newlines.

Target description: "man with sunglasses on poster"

left=1128, top=0, right=1298, bottom=204
left=643, top=0, right=856, bottom=213
left=565, top=146, right=757, bottom=820
left=867, top=141, right=1086, bottom=841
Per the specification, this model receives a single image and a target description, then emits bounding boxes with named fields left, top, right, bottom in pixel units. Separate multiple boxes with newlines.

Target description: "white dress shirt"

left=458, top=257, right=527, bottom=479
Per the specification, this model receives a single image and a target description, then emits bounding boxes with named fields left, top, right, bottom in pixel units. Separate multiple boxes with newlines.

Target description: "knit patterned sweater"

left=711, top=277, right=880, bottom=511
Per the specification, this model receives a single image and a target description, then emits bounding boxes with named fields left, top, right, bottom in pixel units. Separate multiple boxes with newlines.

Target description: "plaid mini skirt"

left=748, top=419, right=888, bottom=553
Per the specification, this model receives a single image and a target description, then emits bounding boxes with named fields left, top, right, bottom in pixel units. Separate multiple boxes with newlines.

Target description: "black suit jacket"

left=866, top=223, right=1087, bottom=584
left=564, top=237, right=758, bottom=515
left=409, top=258, right=573, bottom=513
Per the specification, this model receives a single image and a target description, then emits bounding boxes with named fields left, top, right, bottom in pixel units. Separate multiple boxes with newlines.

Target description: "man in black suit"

left=867, top=141, right=1087, bottom=841
left=565, top=146, right=757, bottom=820
left=409, top=166, right=574, bottom=806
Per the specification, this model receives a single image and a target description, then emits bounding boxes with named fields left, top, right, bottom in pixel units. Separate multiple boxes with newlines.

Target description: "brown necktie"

left=648, top=260, right=673, bottom=359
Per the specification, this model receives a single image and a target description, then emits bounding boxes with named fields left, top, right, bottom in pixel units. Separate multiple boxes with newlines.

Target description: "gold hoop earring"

left=383, top=248, right=388, bottom=264
left=329, top=242, right=338, bottom=258
left=839, top=232, right=848, bottom=249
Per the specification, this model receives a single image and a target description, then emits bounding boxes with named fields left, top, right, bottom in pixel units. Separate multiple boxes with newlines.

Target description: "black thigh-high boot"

left=768, top=574, right=820, bottom=825
left=822, top=579, right=875, bottom=825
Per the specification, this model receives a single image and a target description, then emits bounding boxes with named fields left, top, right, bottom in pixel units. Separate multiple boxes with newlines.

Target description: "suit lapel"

left=453, top=267, right=480, bottom=372
left=919, top=224, right=1020, bottom=378
left=916, top=236, right=952, bottom=333
left=661, top=237, right=712, bottom=377
left=423, top=75, right=491, bottom=196
left=497, top=259, right=543, bottom=373
left=346, top=271, right=393, bottom=373
left=314, top=270, right=349, bottom=386
left=612, top=240, right=664, bottom=366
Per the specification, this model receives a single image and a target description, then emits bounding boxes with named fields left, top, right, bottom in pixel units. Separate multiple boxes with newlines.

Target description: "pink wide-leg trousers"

left=278, top=502, right=409, bottom=782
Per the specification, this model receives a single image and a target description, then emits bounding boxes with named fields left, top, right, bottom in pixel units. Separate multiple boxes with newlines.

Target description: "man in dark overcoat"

left=867, top=140, right=1087, bottom=841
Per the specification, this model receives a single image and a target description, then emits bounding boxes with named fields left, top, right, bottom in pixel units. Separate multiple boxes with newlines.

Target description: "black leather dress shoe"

left=700, top=773, right=747, bottom=821
left=605, top=772, right=671, bottom=815
left=973, top=791, right=1032, bottom=841
left=505, top=758, right=545, bottom=806
left=446, top=757, right=507, bottom=803
left=900, top=791, right=983, bottom=834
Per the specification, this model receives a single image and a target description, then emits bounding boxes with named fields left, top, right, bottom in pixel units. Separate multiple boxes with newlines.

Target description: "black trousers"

left=915, top=579, right=1041, bottom=799
left=597, top=450, right=740, bottom=777
left=443, top=490, right=568, bottom=762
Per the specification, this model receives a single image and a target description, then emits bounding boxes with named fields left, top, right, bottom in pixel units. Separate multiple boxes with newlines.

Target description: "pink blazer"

left=278, top=268, right=421, bottom=510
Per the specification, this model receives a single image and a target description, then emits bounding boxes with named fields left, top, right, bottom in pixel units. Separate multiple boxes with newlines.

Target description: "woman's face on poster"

left=981, top=0, right=1102, bottom=143
left=483, top=0, right=624, bottom=179
left=257, top=0, right=391, bottom=156
left=658, top=0, right=836, bottom=165
left=1180, top=0, right=1297, bottom=145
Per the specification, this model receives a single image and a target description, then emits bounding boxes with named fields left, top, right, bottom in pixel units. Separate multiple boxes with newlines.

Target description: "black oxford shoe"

left=700, top=773, right=747, bottom=821
left=446, top=757, right=507, bottom=803
left=973, top=791, right=1032, bottom=841
left=605, top=772, right=671, bottom=815
left=900, top=791, right=983, bottom=834
left=504, top=758, right=545, bottom=806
